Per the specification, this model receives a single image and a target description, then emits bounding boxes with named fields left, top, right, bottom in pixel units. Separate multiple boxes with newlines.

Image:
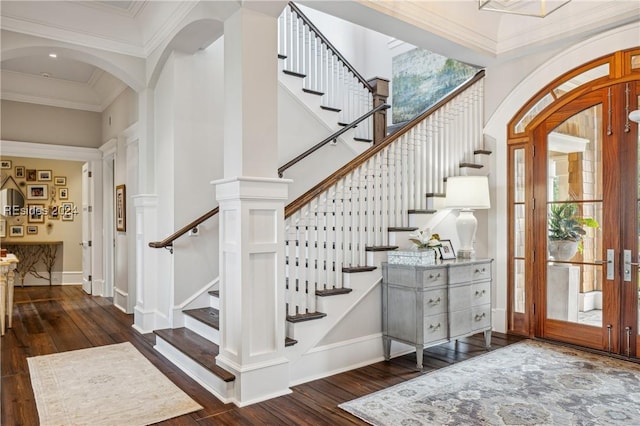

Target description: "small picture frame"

left=9, top=225, right=24, bottom=237
left=61, top=202, right=75, bottom=221
left=1, top=160, right=12, bottom=169
left=27, top=184, right=48, bottom=200
left=48, top=205, right=60, bottom=220
left=26, top=169, right=37, bottom=181
left=54, top=176, right=66, bottom=186
left=37, top=170, right=52, bottom=181
left=0, top=219, right=5, bottom=238
left=26, top=225, right=38, bottom=235
left=439, top=239, right=456, bottom=260
left=116, top=184, right=126, bottom=232
left=27, top=204, right=46, bottom=223
left=59, top=187, right=69, bottom=200
left=15, top=166, right=25, bottom=178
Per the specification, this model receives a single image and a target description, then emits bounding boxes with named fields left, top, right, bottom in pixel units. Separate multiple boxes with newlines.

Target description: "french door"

left=534, top=82, right=640, bottom=356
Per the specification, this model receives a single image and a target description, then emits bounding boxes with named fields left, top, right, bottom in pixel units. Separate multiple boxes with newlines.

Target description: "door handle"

left=601, top=249, right=615, bottom=281
left=624, top=249, right=633, bottom=282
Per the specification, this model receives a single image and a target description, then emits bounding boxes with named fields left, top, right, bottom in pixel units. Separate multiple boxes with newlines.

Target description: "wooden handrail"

left=149, top=207, right=219, bottom=250
left=288, top=2, right=373, bottom=93
left=278, top=103, right=390, bottom=177
left=284, top=69, right=486, bottom=218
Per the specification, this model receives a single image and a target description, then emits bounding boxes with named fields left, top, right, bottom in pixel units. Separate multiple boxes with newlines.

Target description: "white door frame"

left=1, top=140, right=104, bottom=289
left=100, top=139, right=117, bottom=298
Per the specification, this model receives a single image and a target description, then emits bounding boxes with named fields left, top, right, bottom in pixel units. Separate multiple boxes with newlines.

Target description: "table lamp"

left=445, top=175, right=491, bottom=258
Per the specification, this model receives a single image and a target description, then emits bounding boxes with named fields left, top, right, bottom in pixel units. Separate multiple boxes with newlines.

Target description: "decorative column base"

left=214, top=176, right=292, bottom=406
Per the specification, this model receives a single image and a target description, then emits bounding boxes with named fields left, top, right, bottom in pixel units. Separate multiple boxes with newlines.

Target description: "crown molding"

left=141, top=2, right=200, bottom=56
left=0, top=140, right=102, bottom=161
left=1, top=91, right=102, bottom=112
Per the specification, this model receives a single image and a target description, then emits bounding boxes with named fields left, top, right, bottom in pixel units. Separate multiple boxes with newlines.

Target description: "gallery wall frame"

left=115, top=184, right=126, bottom=232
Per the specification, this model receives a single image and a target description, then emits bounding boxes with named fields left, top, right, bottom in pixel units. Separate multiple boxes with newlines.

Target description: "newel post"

left=368, top=77, right=389, bottom=145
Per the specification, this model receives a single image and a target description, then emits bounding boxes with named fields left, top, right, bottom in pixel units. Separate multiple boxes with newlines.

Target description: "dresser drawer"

left=472, top=281, right=491, bottom=306
left=448, top=284, right=472, bottom=312
left=423, top=313, right=448, bottom=343
left=419, top=267, right=447, bottom=288
left=423, top=288, right=447, bottom=315
left=472, top=304, right=491, bottom=330
left=449, top=309, right=472, bottom=337
left=449, top=262, right=491, bottom=284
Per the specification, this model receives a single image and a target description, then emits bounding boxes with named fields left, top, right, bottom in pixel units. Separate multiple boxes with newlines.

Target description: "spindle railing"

left=284, top=71, right=485, bottom=317
left=278, top=2, right=374, bottom=142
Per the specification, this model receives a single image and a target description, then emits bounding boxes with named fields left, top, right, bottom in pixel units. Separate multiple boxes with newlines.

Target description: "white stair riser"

left=210, top=294, right=220, bottom=310
left=184, top=315, right=220, bottom=345
left=388, top=230, right=416, bottom=250
left=154, top=338, right=233, bottom=402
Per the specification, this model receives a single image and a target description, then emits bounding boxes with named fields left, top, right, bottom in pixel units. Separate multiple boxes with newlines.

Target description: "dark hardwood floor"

left=2, top=285, right=526, bottom=425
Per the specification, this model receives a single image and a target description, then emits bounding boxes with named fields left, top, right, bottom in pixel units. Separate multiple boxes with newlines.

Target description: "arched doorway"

left=507, top=48, right=640, bottom=357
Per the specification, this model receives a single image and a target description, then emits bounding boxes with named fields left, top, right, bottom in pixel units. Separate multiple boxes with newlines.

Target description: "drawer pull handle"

left=428, top=273, right=441, bottom=279
left=474, top=313, right=486, bottom=321
left=475, top=268, right=486, bottom=273
left=428, top=297, right=441, bottom=304
left=429, top=323, right=441, bottom=330
left=475, top=290, right=486, bottom=296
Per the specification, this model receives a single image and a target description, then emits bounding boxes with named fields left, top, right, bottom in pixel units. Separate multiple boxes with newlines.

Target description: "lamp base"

left=455, top=210, right=478, bottom=259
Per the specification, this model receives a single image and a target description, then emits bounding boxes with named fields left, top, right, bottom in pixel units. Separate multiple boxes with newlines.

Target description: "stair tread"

left=353, top=137, right=372, bottom=143
left=408, top=209, right=437, bottom=214
left=183, top=307, right=219, bottom=330
left=283, top=69, right=306, bottom=78
left=208, top=290, right=219, bottom=298
left=474, top=149, right=492, bottom=155
left=365, top=245, right=398, bottom=252
left=302, top=88, right=324, bottom=96
left=342, top=266, right=377, bottom=273
left=316, top=287, right=353, bottom=296
left=285, top=337, right=298, bottom=347
left=425, top=193, right=446, bottom=198
left=287, top=311, right=327, bottom=323
left=320, top=105, right=341, bottom=112
left=154, top=328, right=235, bottom=382
left=388, top=226, right=418, bottom=232
left=459, top=162, right=484, bottom=169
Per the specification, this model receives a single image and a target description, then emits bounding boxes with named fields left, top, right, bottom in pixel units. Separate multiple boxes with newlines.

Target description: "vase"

left=548, top=240, right=579, bottom=261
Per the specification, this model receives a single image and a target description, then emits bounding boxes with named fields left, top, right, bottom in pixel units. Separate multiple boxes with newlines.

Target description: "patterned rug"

left=28, top=342, right=203, bottom=426
left=339, top=340, right=640, bottom=425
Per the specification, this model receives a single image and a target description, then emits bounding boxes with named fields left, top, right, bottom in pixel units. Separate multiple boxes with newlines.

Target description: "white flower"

left=408, top=227, right=442, bottom=249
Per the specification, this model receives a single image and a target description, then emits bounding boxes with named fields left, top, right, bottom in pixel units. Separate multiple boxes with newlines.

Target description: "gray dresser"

left=382, top=258, right=493, bottom=369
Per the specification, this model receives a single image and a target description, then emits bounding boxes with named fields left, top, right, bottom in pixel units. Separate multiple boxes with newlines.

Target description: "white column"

left=215, top=4, right=291, bottom=406
left=132, top=194, right=163, bottom=333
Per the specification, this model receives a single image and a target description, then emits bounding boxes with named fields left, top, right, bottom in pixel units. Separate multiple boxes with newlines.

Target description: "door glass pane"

left=513, top=148, right=526, bottom=314
left=547, top=104, right=603, bottom=326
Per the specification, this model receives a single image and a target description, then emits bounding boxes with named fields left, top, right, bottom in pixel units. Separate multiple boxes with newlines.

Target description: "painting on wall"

left=1, top=160, right=11, bottom=169
left=0, top=219, right=5, bottom=238
left=391, top=48, right=478, bottom=124
left=28, top=204, right=46, bottom=223
left=9, top=225, right=24, bottom=237
left=26, top=169, right=37, bottom=181
left=15, top=166, right=25, bottom=178
left=27, top=184, right=48, bottom=200
left=116, top=184, right=126, bottom=232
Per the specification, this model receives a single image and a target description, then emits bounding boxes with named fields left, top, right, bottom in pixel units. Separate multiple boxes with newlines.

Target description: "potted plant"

left=548, top=203, right=599, bottom=261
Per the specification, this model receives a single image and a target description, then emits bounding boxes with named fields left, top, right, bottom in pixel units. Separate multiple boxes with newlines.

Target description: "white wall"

left=102, top=88, right=138, bottom=142
left=172, top=40, right=225, bottom=305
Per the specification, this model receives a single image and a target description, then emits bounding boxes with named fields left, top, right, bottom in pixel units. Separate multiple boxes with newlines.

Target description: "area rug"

left=28, top=342, right=203, bottom=426
left=339, top=340, right=640, bottom=425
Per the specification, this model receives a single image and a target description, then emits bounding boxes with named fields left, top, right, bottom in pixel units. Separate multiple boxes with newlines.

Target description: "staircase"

left=151, top=2, right=490, bottom=405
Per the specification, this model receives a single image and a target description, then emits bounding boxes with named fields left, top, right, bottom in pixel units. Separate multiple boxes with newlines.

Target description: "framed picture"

left=439, top=239, right=456, bottom=260
left=61, top=202, right=75, bottom=221
left=9, top=225, right=24, bottom=237
left=48, top=205, right=59, bottom=220
left=26, top=225, right=38, bottom=235
left=28, top=204, right=46, bottom=223
left=27, top=184, right=48, bottom=200
left=54, top=176, right=66, bottom=186
left=0, top=219, right=5, bottom=238
left=116, top=184, right=126, bottom=232
left=59, top=187, right=68, bottom=200
left=37, top=170, right=52, bottom=181
left=1, top=160, right=11, bottom=169
left=26, top=169, right=37, bottom=181
left=15, top=166, right=25, bottom=178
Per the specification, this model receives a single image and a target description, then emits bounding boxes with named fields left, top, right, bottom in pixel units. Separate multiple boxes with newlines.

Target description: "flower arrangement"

left=408, top=227, right=442, bottom=250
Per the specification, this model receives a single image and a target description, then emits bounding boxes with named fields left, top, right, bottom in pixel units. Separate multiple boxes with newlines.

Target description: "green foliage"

left=548, top=203, right=599, bottom=252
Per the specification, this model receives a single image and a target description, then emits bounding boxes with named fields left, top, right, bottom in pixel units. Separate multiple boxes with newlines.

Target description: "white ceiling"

left=1, top=0, right=638, bottom=112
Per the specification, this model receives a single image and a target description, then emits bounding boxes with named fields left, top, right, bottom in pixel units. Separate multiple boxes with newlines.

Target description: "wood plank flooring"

left=2, top=285, right=526, bottom=425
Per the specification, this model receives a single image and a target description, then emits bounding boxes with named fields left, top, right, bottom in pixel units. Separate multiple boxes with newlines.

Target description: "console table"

left=382, top=258, right=493, bottom=369
left=1, top=241, right=62, bottom=286
left=0, top=254, right=19, bottom=335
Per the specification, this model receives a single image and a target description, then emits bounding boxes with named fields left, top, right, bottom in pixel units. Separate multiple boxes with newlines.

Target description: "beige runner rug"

left=28, top=342, right=203, bottom=426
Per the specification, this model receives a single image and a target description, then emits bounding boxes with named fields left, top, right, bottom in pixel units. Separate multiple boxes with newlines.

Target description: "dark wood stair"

left=154, top=328, right=235, bottom=382
left=183, top=307, right=219, bottom=330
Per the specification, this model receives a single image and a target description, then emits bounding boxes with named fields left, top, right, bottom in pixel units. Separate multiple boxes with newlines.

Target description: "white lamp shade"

left=445, top=176, right=491, bottom=210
